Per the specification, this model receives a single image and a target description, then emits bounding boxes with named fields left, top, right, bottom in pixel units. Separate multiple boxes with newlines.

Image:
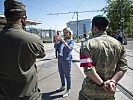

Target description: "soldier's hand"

left=104, top=80, right=116, bottom=93
left=101, top=80, right=110, bottom=92
left=102, top=84, right=108, bottom=92
left=108, top=80, right=116, bottom=93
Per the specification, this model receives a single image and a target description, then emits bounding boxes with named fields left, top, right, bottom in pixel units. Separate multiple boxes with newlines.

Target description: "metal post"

left=76, top=12, right=79, bottom=43
left=51, top=29, right=53, bottom=43
left=120, top=0, right=124, bottom=44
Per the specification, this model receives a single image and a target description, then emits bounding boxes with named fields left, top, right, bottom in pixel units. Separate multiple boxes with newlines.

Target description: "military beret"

left=92, top=15, right=109, bottom=29
left=4, top=0, right=25, bottom=12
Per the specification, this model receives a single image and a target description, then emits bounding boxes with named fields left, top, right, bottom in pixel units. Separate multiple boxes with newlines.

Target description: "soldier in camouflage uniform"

left=78, top=15, right=128, bottom=100
left=0, top=0, right=45, bottom=100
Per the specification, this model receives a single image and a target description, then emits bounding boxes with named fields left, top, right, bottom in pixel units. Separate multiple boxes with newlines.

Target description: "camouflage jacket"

left=80, top=32, right=127, bottom=97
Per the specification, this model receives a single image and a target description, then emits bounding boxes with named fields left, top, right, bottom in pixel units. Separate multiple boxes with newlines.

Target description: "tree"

left=106, top=0, right=132, bottom=36
left=129, top=4, right=133, bottom=36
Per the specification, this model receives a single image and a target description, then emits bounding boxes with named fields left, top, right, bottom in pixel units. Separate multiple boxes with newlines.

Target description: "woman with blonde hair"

left=54, top=28, right=74, bottom=97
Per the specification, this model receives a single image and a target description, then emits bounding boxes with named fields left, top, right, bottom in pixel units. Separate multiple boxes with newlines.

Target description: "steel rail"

left=74, top=44, right=133, bottom=99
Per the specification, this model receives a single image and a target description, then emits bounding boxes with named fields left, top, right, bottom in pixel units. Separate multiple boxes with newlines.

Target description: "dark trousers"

left=58, top=56, right=71, bottom=90
left=55, top=49, right=58, bottom=58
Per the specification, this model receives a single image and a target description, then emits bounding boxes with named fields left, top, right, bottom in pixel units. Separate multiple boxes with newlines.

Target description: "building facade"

left=66, top=19, right=91, bottom=38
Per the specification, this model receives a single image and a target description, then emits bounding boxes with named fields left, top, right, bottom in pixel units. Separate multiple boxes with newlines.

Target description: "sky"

left=0, top=0, right=107, bottom=30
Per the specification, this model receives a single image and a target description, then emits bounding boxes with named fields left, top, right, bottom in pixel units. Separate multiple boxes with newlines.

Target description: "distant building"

left=0, top=14, right=42, bottom=31
left=41, top=29, right=55, bottom=38
left=0, top=14, right=59, bottom=43
left=66, top=19, right=91, bottom=38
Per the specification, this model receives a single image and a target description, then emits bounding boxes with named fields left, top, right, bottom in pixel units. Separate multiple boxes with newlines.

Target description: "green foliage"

left=106, top=0, right=133, bottom=36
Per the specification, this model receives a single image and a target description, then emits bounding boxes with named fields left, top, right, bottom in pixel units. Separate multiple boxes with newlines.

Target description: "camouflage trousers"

left=78, top=90, right=115, bottom=100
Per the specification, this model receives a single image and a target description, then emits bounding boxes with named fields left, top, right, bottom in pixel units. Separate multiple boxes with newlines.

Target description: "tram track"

left=74, top=43, right=133, bottom=100
left=37, top=43, right=133, bottom=99
left=117, top=83, right=133, bottom=100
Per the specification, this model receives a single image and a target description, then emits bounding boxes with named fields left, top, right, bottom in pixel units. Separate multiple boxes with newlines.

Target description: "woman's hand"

left=55, top=35, right=63, bottom=41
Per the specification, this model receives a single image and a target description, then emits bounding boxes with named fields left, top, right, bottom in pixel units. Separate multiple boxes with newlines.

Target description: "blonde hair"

left=63, top=27, right=73, bottom=38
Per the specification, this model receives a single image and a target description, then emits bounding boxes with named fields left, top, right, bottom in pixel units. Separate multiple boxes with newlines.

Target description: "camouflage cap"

left=92, top=15, right=109, bottom=30
left=4, top=0, right=25, bottom=12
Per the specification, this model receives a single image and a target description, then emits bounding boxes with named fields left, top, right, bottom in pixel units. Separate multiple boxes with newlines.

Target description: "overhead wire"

left=25, top=1, right=105, bottom=29
left=53, top=0, right=70, bottom=11
left=26, top=4, right=53, bottom=27
left=27, top=4, right=50, bottom=13
left=77, top=0, right=85, bottom=11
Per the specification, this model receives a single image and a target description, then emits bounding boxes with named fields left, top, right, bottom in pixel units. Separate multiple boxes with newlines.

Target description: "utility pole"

left=47, top=9, right=103, bottom=43
left=120, top=0, right=124, bottom=44
left=76, top=12, right=79, bottom=42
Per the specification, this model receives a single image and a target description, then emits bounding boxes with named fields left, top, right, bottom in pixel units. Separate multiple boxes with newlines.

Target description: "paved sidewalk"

left=37, top=58, right=84, bottom=100
left=36, top=43, right=132, bottom=100
left=72, top=44, right=130, bottom=100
